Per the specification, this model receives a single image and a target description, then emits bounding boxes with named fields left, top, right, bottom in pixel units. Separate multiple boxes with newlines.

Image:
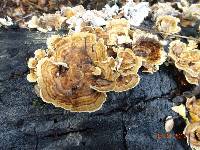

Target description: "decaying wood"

left=0, top=28, right=191, bottom=149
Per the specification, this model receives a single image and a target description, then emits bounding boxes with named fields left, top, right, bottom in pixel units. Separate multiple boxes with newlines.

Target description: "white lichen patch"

left=0, top=16, right=13, bottom=27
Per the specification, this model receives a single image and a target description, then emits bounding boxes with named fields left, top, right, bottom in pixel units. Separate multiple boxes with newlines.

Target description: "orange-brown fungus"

left=114, top=74, right=140, bottom=92
left=37, top=57, right=107, bottom=112
left=28, top=14, right=67, bottom=32
left=184, top=122, right=200, bottom=149
left=156, top=15, right=181, bottom=35
left=168, top=40, right=187, bottom=61
left=186, top=97, right=200, bottom=123
left=81, top=26, right=109, bottom=44
left=36, top=33, right=110, bottom=112
left=105, top=18, right=131, bottom=45
left=169, top=40, right=200, bottom=85
left=27, top=32, right=143, bottom=112
left=132, top=30, right=166, bottom=73
left=116, top=48, right=142, bottom=76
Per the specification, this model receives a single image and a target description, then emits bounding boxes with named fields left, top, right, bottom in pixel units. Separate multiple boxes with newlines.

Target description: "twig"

left=15, top=13, right=33, bottom=23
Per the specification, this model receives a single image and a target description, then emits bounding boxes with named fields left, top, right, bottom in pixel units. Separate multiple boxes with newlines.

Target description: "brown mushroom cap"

left=156, top=15, right=181, bottom=35
left=29, top=13, right=67, bottom=32
left=132, top=30, right=166, bottom=73
left=116, top=48, right=142, bottom=76
left=36, top=56, right=106, bottom=112
left=168, top=40, right=200, bottom=85
left=95, top=57, right=119, bottom=81
left=177, top=50, right=200, bottom=76
left=81, top=26, right=110, bottom=45
left=168, top=40, right=187, bottom=61
left=106, top=18, right=130, bottom=45
left=184, top=72, right=200, bottom=85
left=35, top=33, right=110, bottom=112
left=89, top=44, right=120, bottom=92
left=27, top=69, right=37, bottom=83
left=28, top=57, right=38, bottom=69
left=184, top=122, right=200, bottom=148
left=27, top=30, right=144, bottom=112
left=186, top=97, right=200, bottom=123
left=114, top=74, right=140, bottom=92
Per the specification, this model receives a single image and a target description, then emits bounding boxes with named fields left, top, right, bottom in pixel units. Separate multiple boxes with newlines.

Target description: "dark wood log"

left=0, top=28, right=191, bottom=150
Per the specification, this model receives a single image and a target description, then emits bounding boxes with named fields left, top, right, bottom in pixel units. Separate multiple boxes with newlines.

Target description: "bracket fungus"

left=27, top=33, right=110, bottom=112
left=184, top=122, right=200, bottom=150
left=28, top=13, right=67, bottom=32
left=27, top=49, right=46, bottom=82
left=132, top=30, right=166, bottom=73
left=169, top=40, right=200, bottom=85
left=156, top=15, right=181, bottom=35
left=184, top=97, right=200, bottom=149
left=27, top=31, right=143, bottom=112
left=80, top=18, right=131, bottom=46
left=168, top=40, right=187, bottom=61
left=186, top=96, right=200, bottom=123
left=116, top=48, right=142, bottom=76
left=106, top=18, right=131, bottom=46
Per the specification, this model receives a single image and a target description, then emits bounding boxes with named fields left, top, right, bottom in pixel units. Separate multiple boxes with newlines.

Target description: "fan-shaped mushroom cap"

left=169, top=40, right=200, bottom=85
left=34, top=49, right=46, bottom=60
left=156, top=15, right=181, bottom=35
left=27, top=30, right=144, bottom=112
left=184, top=122, right=200, bottom=149
left=28, top=14, right=67, bottom=32
left=27, top=69, right=37, bottom=83
left=37, top=58, right=107, bottom=112
left=90, top=57, right=120, bottom=92
left=36, top=44, right=107, bottom=112
left=184, top=72, right=200, bottom=85
left=91, top=47, right=142, bottom=92
left=176, top=50, right=200, bottom=76
left=34, top=32, right=111, bottom=112
left=81, top=26, right=109, bottom=44
left=186, top=97, right=200, bottom=123
left=132, top=30, right=166, bottom=73
left=114, top=74, right=140, bottom=92
left=94, top=57, right=120, bottom=81
left=28, top=57, right=38, bottom=69
left=116, top=48, right=142, bottom=76
left=106, top=18, right=131, bottom=45
left=168, top=40, right=187, bottom=61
